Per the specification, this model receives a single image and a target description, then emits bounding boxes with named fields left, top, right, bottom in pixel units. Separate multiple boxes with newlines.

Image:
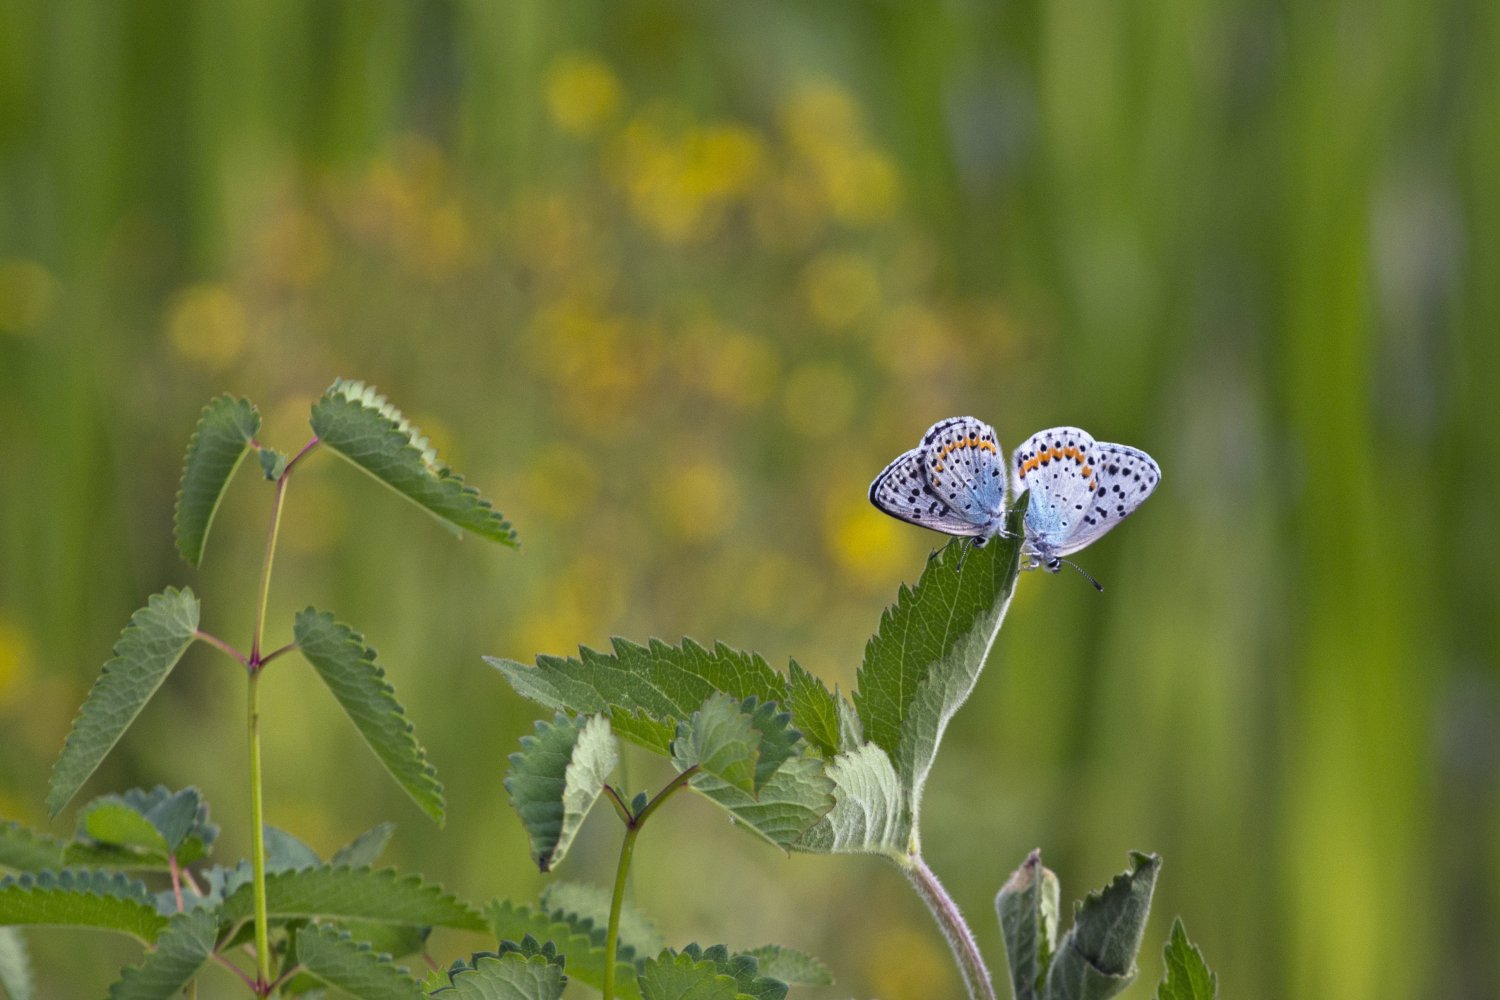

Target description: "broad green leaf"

left=264, top=825, right=322, bottom=871
left=676, top=945, right=786, bottom=1000
left=486, top=900, right=640, bottom=999
left=487, top=638, right=789, bottom=756
left=784, top=661, right=840, bottom=759
left=0, top=927, right=33, bottom=1000
left=997, top=850, right=1061, bottom=1000
left=426, top=940, right=567, bottom=1000
left=332, top=822, right=396, bottom=868
left=685, top=752, right=833, bottom=851
left=68, top=787, right=218, bottom=870
left=339, top=920, right=431, bottom=961
left=1044, top=853, right=1159, bottom=1000
left=47, top=589, right=201, bottom=817
left=505, top=714, right=617, bottom=872
left=105, top=908, right=216, bottom=1000
left=1155, top=919, right=1217, bottom=1000
left=796, top=742, right=908, bottom=857
left=219, top=866, right=484, bottom=932
left=739, top=946, right=832, bottom=987
left=672, top=695, right=760, bottom=795
left=174, top=395, right=259, bottom=566
left=310, top=379, right=517, bottom=546
left=540, top=881, right=664, bottom=958
left=0, top=870, right=166, bottom=942
left=296, top=924, right=422, bottom=1000
left=0, top=824, right=64, bottom=873
left=852, top=496, right=1027, bottom=837
left=636, top=951, right=743, bottom=1000
left=295, top=609, right=446, bottom=824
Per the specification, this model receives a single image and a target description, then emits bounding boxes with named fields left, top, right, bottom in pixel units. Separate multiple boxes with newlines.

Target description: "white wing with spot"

left=1012, top=426, right=1159, bottom=559
left=869, top=447, right=989, bottom=537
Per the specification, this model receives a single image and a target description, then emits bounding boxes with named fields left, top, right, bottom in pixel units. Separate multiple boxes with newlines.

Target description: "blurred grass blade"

left=296, top=924, right=422, bottom=1000
left=105, top=908, right=216, bottom=1000
left=0, top=870, right=167, bottom=942
left=796, top=741, right=908, bottom=857
left=1044, top=853, right=1160, bottom=1000
left=219, top=866, right=485, bottom=931
left=425, top=940, right=567, bottom=1000
left=309, top=379, right=517, bottom=546
left=852, top=494, right=1027, bottom=834
left=505, top=713, right=617, bottom=872
left=47, top=588, right=201, bottom=817
left=997, top=850, right=1061, bottom=1000
left=174, top=395, right=260, bottom=567
left=0, top=823, right=65, bottom=873
left=738, top=945, right=832, bottom=987
left=294, top=608, right=445, bottom=824
left=0, top=927, right=33, bottom=1000
left=1155, top=919, right=1218, bottom=1000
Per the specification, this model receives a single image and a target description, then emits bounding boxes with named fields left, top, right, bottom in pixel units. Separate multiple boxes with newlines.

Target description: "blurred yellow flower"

left=824, top=147, right=900, bottom=225
left=546, top=53, right=623, bottom=138
left=782, top=361, right=858, bottom=438
left=0, top=619, right=35, bottom=709
left=608, top=112, right=765, bottom=243
left=865, top=923, right=958, bottom=1000
left=780, top=81, right=862, bottom=156
left=694, top=325, right=780, bottom=409
left=0, top=258, right=60, bottom=335
left=524, top=443, right=603, bottom=522
left=874, top=302, right=956, bottom=377
left=166, top=283, right=249, bottom=371
left=652, top=458, right=739, bottom=543
left=801, top=250, right=880, bottom=331
left=825, top=495, right=923, bottom=588
left=252, top=208, right=331, bottom=290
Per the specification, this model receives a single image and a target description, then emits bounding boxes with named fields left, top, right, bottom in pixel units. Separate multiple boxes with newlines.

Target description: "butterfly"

left=869, top=418, right=1160, bottom=585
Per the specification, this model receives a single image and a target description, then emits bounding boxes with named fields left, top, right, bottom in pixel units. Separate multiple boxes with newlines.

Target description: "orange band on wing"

left=1017, top=445, right=1098, bottom=491
left=933, top=436, right=998, bottom=468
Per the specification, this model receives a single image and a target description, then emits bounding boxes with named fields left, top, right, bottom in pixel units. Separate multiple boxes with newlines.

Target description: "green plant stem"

left=601, top=765, right=700, bottom=1000
left=903, top=851, right=995, bottom=1000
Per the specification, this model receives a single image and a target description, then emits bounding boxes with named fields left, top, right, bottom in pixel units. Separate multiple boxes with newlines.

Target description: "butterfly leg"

left=927, top=537, right=960, bottom=564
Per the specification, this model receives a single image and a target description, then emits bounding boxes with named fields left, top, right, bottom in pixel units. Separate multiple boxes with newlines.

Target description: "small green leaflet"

left=784, top=661, right=841, bottom=759
left=105, top=908, right=216, bottom=1000
left=1155, top=919, right=1217, bottom=1000
left=996, top=849, right=1061, bottom=1000
left=0, top=927, right=33, bottom=1000
left=174, top=395, right=259, bottom=566
left=0, top=823, right=64, bottom=873
left=0, top=870, right=167, bottom=943
left=505, top=714, right=617, bottom=872
left=637, top=947, right=782, bottom=1000
left=310, top=378, right=517, bottom=547
left=332, top=822, right=396, bottom=868
left=426, top=939, right=567, bottom=1000
left=1043, top=853, right=1160, bottom=1000
left=66, top=786, right=218, bottom=870
left=46, top=588, right=201, bottom=817
left=672, top=694, right=762, bottom=795
left=294, top=608, right=446, bottom=824
left=673, top=944, right=787, bottom=1000
left=296, top=924, right=423, bottom=1000
left=486, top=900, right=640, bottom=1000
left=218, top=865, right=485, bottom=931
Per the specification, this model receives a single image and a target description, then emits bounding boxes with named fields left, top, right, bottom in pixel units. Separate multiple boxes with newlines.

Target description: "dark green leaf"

left=296, top=924, right=423, bottom=1000
left=997, top=849, right=1061, bottom=1000
left=174, top=395, right=259, bottom=566
left=677, top=944, right=786, bottom=1000
left=784, top=661, right=840, bottom=759
left=636, top=950, right=742, bottom=1000
left=1156, top=919, right=1217, bottom=1000
left=0, top=823, right=64, bottom=873
left=425, top=941, right=567, bottom=1000
left=69, top=787, right=217, bottom=870
left=105, top=908, right=216, bottom=1000
left=1044, top=852, right=1160, bottom=1000
left=673, top=694, right=761, bottom=795
left=310, top=379, right=517, bottom=546
left=486, top=900, right=639, bottom=999
left=294, top=608, right=445, bottom=824
left=0, top=870, right=166, bottom=942
left=219, top=866, right=485, bottom=932
left=47, top=589, right=201, bottom=817
left=505, top=714, right=617, bottom=872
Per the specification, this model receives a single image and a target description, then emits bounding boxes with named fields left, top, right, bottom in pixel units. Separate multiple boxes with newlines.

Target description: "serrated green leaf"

left=1155, top=919, right=1217, bottom=1000
left=332, top=822, right=396, bottom=868
left=219, top=866, right=485, bottom=932
left=997, top=850, right=1061, bottom=1000
left=0, top=927, right=33, bottom=1000
left=738, top=945, right=832, bottom=987
left=425, top=946, right=567, bottom=1000
left=636, top=950, right=743, bottom=1000
left=105, top=907, right=216, bottom=1000
left=296, top=924, right=423, bottom=1000
left=485, top=900, right=639, bottom=1000
left=310, top=379, right=517, bottom=546
left=47, top=589, right=201, bottom=817
left=0, top=824, right=64, bottom=873
left=540, top=882, right=664, bottom=958
left=258, top=446, right=288, bottom=481
left=77, top=802, right=167, bottom=857
left=295, top=609, right=446, bottom=824
left=486, top=638, right=790, bottom=756
left=67, top=788, right=215, bottom=871
left=0, top=870, right=166, bottom=942
left=339, top=920, right=431, bottom=961
left=673, top=694, right=761, bottom=795
left=686, top=752, right=833, bottom=851
left=785, top=661, right=840, bottom=759
left=677, top=945, right=785, bottom=1000
left=264, top=825, right=322, bottom=872
left=796, top=742, right=908, bottom=857
left=1044, top=853, right=1160, bottom=1000
left=505, top=714, right=617, bottom=872
left=174, top=395, right=260, bottom=566
left=851, top=496, right=1027, bottom=839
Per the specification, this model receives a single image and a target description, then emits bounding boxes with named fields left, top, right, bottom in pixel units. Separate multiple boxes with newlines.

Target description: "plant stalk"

left=903, top=851, right=996, bottom=1000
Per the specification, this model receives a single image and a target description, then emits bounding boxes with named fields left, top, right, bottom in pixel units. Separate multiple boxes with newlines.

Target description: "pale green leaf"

left=796, top=742, right=908, bottom=857
left=105, top=908, right=216, bottom=1000
left=332, top=822, right=396, bottom=868
left=426, top=940, right=567, bottom=1000
left=338, top=921, right=431, bottom=961
left=1155, top=919, right=1217, bottom=1000
left=505, top=714, right=617, bottom=872
left=1044, top=853, right=1159, bottom=1000
left=540, top=881, right=665, bottom=958
left=486, top=638, right=789, bottom=756
left=0, top=927, right=33, bottom=1000
left=636, top=950, right=743, bottom=1000
left=852, top=496, right=1027, bottom=835
left=0, top=870, right=166, bottom=942
left=785, top=661, right=840, bottom=759
left=997, top=849, right=1061, bottom=1000
left=295, top=608, right=446, bottom=824
left=0, top=824, right=64, bottom=873
left=219, top=866, right=485, bottom=932
left=264, top=825, right=322, bottom=872
left=174, top=395, right=259, bottom=566
left=296, top=924, right=423, bottom=1000
left=739, top=946, right=832, bottom=987
left=310, top=379, right=517, bottom=546
left=685, top=752, right=833, bottom=851
left=68, top=787, right=218, bottom=870
left=258, top=446, right=287, bottom=481
left=47, top=588, right=201, bottom=817
left=673, top=694, right=760, bottom=795
left=485, top=900, right=640, bottom=999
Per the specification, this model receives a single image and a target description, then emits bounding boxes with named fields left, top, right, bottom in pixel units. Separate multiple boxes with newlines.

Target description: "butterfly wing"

left=869, top=446, right=991, bottom=537
left=1060, top=442, right=1161, bottom=555
left=1012, top=426, right=1159, bottom=557
left=918, top=416, right=1008, bottom=529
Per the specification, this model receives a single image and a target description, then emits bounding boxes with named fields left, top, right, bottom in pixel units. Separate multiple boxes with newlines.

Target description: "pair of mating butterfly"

left=869, top=416, right=1160, bottom=587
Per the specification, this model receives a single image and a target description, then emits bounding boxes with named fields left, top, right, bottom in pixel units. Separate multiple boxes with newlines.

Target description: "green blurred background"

left=1, top=2, right=1495, bottom=997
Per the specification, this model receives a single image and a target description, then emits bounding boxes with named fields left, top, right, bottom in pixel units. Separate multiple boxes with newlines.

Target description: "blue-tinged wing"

left=869, top=446, right=989, bottom=537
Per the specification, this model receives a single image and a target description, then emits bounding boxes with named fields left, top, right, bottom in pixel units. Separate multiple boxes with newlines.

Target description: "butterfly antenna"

left=1060, top=558, right=1104, bottom=592
left=928, top=537, right=958, bottom=564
